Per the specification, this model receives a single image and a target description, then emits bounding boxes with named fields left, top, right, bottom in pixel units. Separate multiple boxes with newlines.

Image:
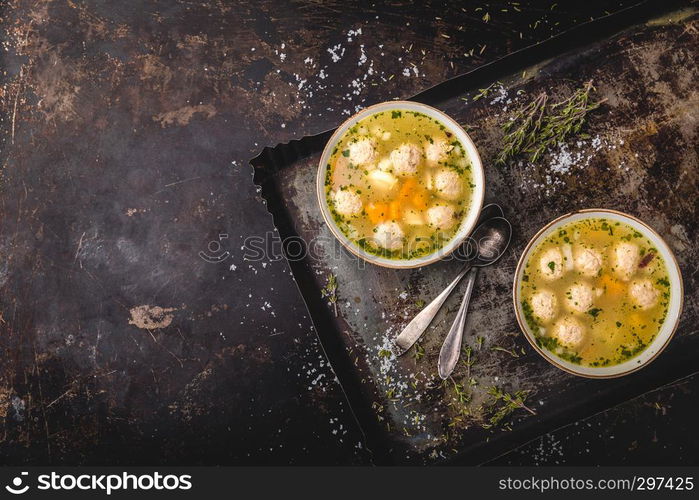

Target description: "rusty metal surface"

left=491, top=371, right=699, bottom=465
left=253, top=8, right=699, bottom=464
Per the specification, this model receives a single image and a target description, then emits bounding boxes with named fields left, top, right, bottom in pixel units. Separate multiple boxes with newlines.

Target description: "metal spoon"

left=393, top=205, right=505, bottom=356
left=437, top=217, right=512, bottom=379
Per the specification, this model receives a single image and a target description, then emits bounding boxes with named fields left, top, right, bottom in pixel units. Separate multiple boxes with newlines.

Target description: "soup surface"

left=520, top=217, right=670, bottom=367
left=324, top=110, right=474, bottom=259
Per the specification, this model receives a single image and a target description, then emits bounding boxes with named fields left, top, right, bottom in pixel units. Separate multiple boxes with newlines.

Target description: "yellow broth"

left=520, top=218, right=670, bottom=366
left=324, top=110, right=474, bottom=259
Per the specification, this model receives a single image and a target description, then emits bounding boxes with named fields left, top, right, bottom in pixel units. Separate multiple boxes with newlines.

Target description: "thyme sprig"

left=472, top=82, right=498, bottom=101
left=482, top=386, right=536, bottom=429
left=460, top=82, right=501, bottom=103
left=462, top=345, right=474, bottom=379
left=497, top=80, right=606, bottom=165
left=491, top=345, right=522, bottom=358
left=452, top=378, right=470, bottom=404
left=499, top=92, right=548, bottom=164
left=321, top=273, right=338, bottom=316
left=412, top=341, right=425, bottom=361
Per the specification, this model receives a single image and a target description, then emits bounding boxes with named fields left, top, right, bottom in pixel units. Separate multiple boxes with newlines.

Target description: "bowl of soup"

left=317, top=101, right=485, bottom=268
left=513, top=209, right=683, bottom=378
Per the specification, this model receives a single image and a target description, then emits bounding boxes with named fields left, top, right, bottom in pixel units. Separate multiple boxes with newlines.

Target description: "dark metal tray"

left=251, top=1, right=698, bottom=464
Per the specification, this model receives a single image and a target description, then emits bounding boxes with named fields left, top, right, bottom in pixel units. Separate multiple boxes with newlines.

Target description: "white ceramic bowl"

left=316, top=101, right=485, bottom=269
left=513, top=209, right=683, bottom=378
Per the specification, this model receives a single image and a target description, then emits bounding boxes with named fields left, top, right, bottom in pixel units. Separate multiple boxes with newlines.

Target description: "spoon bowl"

left=469, top=217, right=512, bottom=266
left=437, top=217, right=512, bottom=379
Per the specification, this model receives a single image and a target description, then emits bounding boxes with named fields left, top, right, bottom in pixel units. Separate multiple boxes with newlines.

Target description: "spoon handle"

left=393, top=263, right=472, bottom=355
left=437, top=268, right=478, bottom=379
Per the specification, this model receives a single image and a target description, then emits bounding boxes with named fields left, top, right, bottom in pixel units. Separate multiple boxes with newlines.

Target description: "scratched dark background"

left=0, top=0, right=696, bottom=465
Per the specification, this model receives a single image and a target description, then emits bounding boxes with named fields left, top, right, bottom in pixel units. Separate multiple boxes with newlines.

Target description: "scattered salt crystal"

left=489, top=84, right=508, bottom=105
left=549, top=142, right=575, bottom=174
left=327, top=44, right=345, bottom=63
left=346, top=27, right=362, bottom=42
left=358, top=45, right=367, bottom=66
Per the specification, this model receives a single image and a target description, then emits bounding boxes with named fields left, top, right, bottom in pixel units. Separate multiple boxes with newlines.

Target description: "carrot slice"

left=366, top=202, right=389, bottom=224
left=599, top=274, right=625, bottom=297
left=398, top=178, right=417, bottom=199
left=411, top=191, right=429, bottom=210
left=389, top=201, right=401, bottom=220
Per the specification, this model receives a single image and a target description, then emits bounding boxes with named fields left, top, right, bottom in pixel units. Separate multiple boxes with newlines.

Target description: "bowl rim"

left=512, top=208, right=684, bottom=379
left=315, top=100, right=485, bottom=269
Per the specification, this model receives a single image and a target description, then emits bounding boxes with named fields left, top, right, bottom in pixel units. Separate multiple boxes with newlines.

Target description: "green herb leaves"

left=482, top=386, right=536, bottom=429
left=497, top=80, right=606, bottom=165
left=588, top=307, right=603, bottom=318
left=321, top=273, right=338, bottom=316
